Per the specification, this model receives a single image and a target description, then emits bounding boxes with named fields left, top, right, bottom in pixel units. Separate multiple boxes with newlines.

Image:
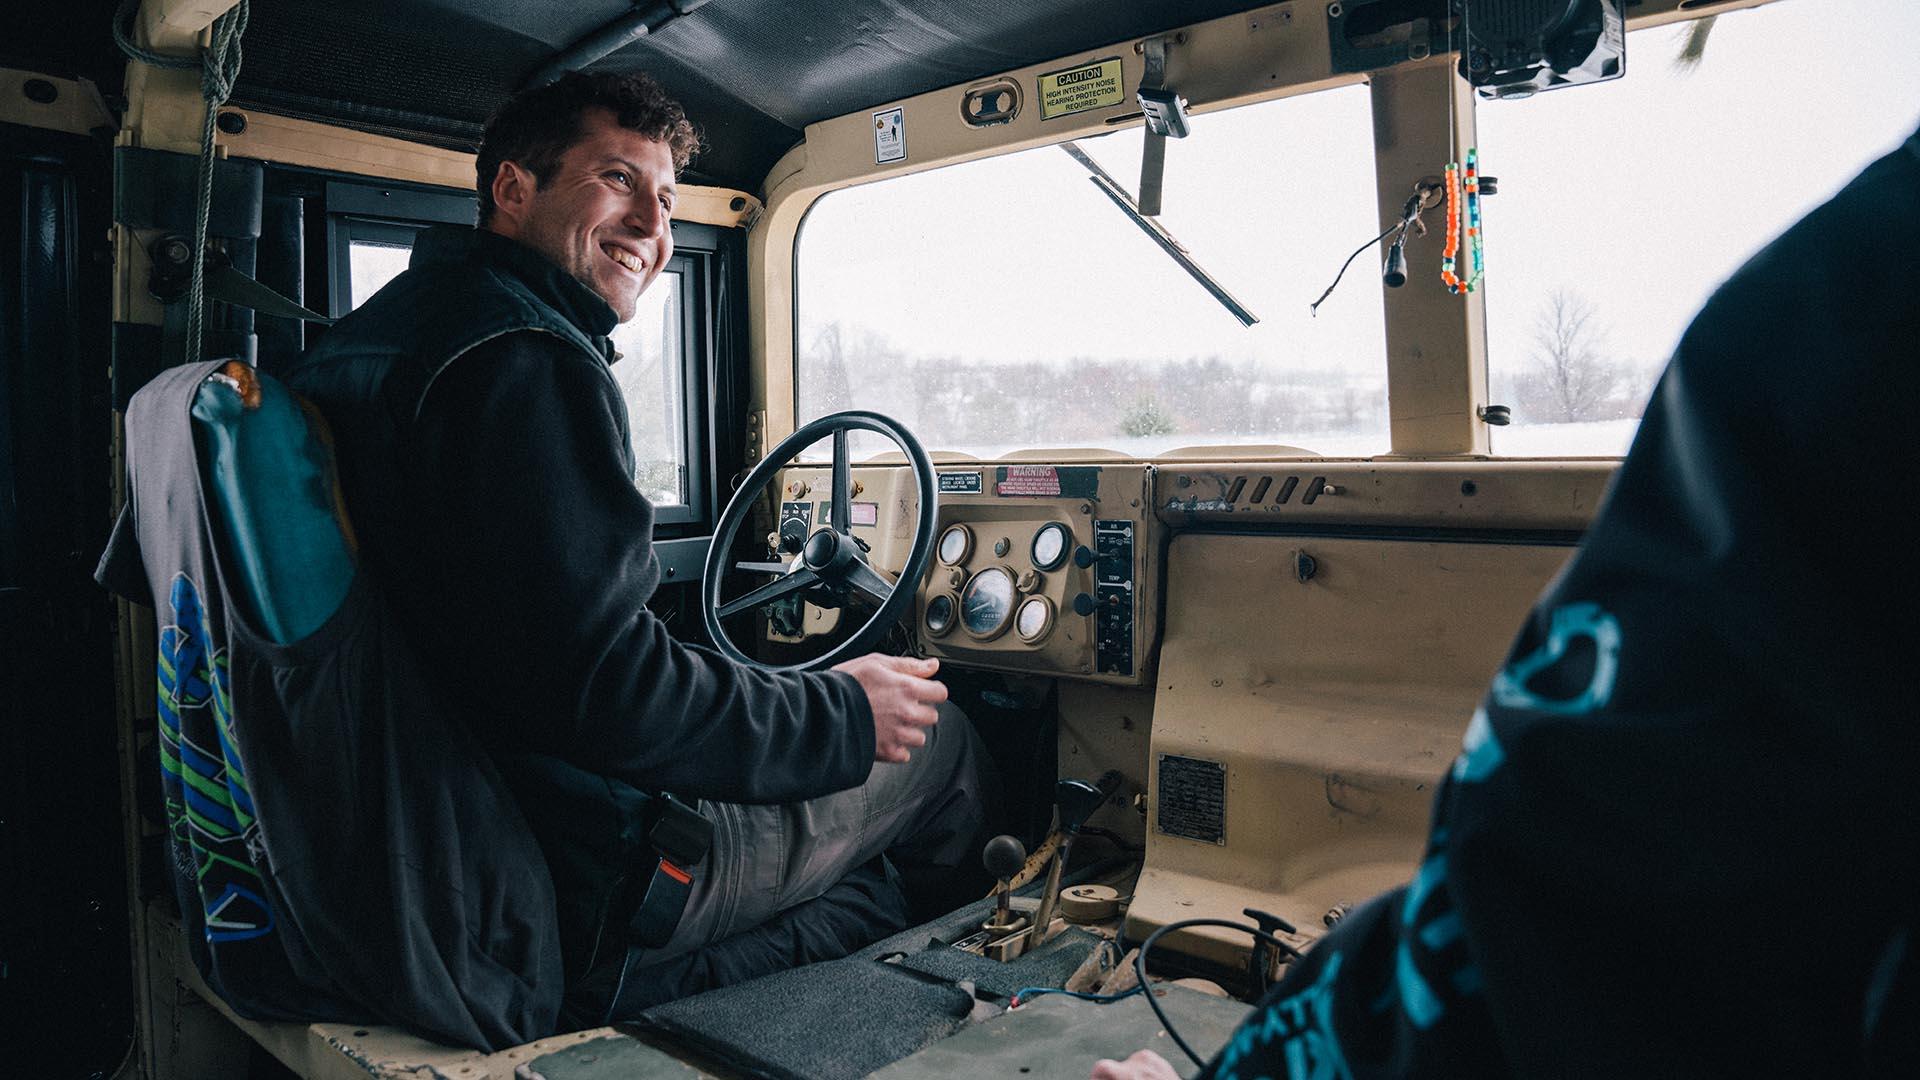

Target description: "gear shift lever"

left=1030, top=778, right=1106, bottom=946
left=983, top=834, right=1026, bottom=930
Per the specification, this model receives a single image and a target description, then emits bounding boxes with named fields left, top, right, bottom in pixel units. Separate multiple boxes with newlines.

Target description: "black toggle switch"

left=1073, top=545, right=1096, bottom=568
left=1072, top=593, right=1096, bottom=616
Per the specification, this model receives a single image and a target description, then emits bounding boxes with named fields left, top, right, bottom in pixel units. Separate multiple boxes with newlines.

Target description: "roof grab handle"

left=522, top=0, right=712, bottom=90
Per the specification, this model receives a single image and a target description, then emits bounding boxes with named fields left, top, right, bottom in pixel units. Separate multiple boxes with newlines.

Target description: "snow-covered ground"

left=1487, top=419, right=1641, bottom=458
left=888, top=419, right=1642, bottom=462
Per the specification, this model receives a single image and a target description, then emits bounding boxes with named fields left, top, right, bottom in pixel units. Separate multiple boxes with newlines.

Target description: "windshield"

left=796, top=83, right=1388, bottom=460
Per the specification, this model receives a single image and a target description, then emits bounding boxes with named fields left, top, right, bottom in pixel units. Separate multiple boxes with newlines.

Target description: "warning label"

left=873, top=107, right=906, bottom=164
left=1037, top=57, right=1125, bottom=120
left=996, top=465, right=1062, bottom=497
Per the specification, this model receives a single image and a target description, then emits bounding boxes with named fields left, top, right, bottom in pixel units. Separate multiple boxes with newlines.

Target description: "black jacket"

left=286, top=226, right=874, bottom=803
left=284, top=226, right=880, bottom=1015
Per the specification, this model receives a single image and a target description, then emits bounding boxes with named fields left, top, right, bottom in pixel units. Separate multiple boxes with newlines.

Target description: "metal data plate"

left=1157, top=754, right=1226, bottom=844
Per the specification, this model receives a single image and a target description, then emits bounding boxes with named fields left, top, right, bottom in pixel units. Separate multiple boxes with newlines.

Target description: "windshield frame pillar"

left=1370, top=60, right=1490, bottom=457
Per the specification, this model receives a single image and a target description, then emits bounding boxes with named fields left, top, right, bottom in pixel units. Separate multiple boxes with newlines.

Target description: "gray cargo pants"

left=639, top=700, right=990, bottom=966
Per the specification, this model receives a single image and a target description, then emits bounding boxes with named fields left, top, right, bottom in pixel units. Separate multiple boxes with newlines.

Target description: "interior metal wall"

left=0, top=122, right=134, bottom=1074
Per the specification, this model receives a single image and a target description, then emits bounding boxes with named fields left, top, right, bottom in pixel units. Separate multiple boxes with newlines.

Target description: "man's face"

left=492, top=106, right=676, bottom=322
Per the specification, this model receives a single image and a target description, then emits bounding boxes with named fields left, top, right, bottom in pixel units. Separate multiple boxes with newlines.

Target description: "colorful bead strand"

left=1440, top=150, right=1485, bottom=294
left=1440, top=162, right=1463, bottom=292
left=1462, top=148, right=1484, bottom=292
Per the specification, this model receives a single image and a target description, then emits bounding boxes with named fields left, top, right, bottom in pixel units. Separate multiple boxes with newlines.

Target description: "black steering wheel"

left=702, top=410, right=938, bottom=672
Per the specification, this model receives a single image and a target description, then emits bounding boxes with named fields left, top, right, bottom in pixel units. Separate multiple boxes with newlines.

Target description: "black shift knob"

left=983, top=834, right=1026, bottom=880
left=1055, top=778, right=1106, bottom=833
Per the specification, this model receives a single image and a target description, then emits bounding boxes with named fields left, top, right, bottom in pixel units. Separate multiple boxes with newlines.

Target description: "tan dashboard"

left=764, top=458, right=1616, bottom=687
left=770, top=463, right=1159, bottom=686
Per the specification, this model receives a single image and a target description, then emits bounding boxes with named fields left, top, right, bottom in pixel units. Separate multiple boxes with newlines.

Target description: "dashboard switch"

left=1072, top=593, right=1096, bottom=617
left=1072, top=545, right=1096, bottom=568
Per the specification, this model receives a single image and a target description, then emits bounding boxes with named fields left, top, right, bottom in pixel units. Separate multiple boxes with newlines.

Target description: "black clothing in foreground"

left=1200, top=133, right=1920, bottom=1079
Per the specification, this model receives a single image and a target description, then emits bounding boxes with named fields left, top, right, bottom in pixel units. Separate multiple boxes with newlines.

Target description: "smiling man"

left=480, top=96, right=675, bottom=321
left=283, top=73, right=991, bottom=1044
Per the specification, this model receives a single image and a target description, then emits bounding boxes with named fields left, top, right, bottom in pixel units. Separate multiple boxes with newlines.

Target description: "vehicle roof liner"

left=223, top=0, right=1260, bottom=191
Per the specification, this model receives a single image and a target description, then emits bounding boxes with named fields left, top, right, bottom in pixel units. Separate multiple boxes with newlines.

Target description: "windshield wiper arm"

left=1058, top=141, right=1258, bottom=328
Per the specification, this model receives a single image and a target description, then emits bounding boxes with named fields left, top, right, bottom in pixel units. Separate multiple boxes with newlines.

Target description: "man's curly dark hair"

left=476, top=72, right=701, bottom=225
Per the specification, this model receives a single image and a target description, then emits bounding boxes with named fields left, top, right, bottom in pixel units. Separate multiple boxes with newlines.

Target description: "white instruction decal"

left=873, top=107, right=906, bottom=165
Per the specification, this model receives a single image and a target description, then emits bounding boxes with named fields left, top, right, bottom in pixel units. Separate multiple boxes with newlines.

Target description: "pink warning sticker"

left=997, top=465, right=1062, bottom=497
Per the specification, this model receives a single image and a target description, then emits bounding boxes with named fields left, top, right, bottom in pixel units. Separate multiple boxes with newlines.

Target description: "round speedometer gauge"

left=938, top=524, right=973, bottom=566
left=960, top=566, right=1016, bottom=640
left=1031, top=522, right=1071, bottom=570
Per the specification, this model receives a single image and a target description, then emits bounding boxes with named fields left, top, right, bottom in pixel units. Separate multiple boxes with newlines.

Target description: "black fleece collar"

left=410, top=225, right=620, bottom=341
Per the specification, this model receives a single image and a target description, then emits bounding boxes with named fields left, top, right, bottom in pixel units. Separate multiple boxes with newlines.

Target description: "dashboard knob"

left=1072, top=545, right=1096, bottom=568
left=1072, top=593, right=1096, bottom=617
left=779, top=518, right=809, bottom=554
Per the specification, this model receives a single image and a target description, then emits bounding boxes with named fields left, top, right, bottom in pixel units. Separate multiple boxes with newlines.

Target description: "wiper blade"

left=1059, top=141, right=1258, bottom=328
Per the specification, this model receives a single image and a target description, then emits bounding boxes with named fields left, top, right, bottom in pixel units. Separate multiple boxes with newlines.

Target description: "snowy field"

left=865, top=419, right=1643, bottom=462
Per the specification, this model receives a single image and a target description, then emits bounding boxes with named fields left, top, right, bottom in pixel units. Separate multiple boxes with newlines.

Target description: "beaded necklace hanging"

left=1440, top=1, right=1485, bottom=294
left=1441, top=148, right=1484, bottom=294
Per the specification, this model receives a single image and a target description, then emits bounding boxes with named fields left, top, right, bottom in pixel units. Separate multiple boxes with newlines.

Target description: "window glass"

left=1480, top=0, right=1920, bottom=455
left=797, top=84, right=1386, bottom=460
left=610, top=272, right=688, bottom=507
left=347, top=240, right=411, bottom=309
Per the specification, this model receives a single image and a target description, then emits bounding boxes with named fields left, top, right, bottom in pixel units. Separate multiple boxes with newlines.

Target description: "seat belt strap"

left=206, top=264, right=336, bottom=325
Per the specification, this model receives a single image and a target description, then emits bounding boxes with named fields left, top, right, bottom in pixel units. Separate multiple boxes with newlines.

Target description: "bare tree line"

left=798, top=321, right=1389, bottom=447
left=1498, top=287, right=1661, bottom=425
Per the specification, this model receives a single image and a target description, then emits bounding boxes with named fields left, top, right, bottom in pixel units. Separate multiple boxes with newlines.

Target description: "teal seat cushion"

left=191, top=362, right=357, bottom=645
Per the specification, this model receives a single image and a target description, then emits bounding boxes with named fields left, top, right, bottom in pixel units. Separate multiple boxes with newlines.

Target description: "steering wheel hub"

left=803, top=528, right=843, bottom=571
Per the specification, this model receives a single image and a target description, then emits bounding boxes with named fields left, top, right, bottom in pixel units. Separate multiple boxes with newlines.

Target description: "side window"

left=324, top=181, right=476, bottom=317
left=343, top=221, right=420, bottom=309
left=609, top=255, right=700, bottom=516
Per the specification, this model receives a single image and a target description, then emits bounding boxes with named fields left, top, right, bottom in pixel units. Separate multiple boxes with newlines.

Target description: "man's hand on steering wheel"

left=832, top=655, right=947, bottom=763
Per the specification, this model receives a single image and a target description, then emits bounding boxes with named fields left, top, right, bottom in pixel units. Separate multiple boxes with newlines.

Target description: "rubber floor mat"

left=635, top=954, right=974, bottom=1080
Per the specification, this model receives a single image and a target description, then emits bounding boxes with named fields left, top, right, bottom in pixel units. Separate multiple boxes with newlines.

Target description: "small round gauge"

left=960, top=566, right=1017, bottom=640
left=1015, top=596, right=1055, bottom=643
left=938, top=524, right=973, bottom=566
left=924, top=593, right=956, bottom=637
left=1031, top=522, right=1072, bottom=571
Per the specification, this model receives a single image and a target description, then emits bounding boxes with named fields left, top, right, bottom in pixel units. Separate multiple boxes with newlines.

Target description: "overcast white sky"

left=799, top=0, right=1920, bottom=384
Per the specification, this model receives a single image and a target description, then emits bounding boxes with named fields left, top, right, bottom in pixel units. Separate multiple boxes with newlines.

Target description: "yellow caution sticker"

left=1037, top=57, right=1125, bottom=120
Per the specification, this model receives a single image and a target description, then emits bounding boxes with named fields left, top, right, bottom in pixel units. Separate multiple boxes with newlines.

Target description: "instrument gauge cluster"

left=926, top=519, right=1075, bottom=649
left=915, top=500, right=1141, bottom=685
